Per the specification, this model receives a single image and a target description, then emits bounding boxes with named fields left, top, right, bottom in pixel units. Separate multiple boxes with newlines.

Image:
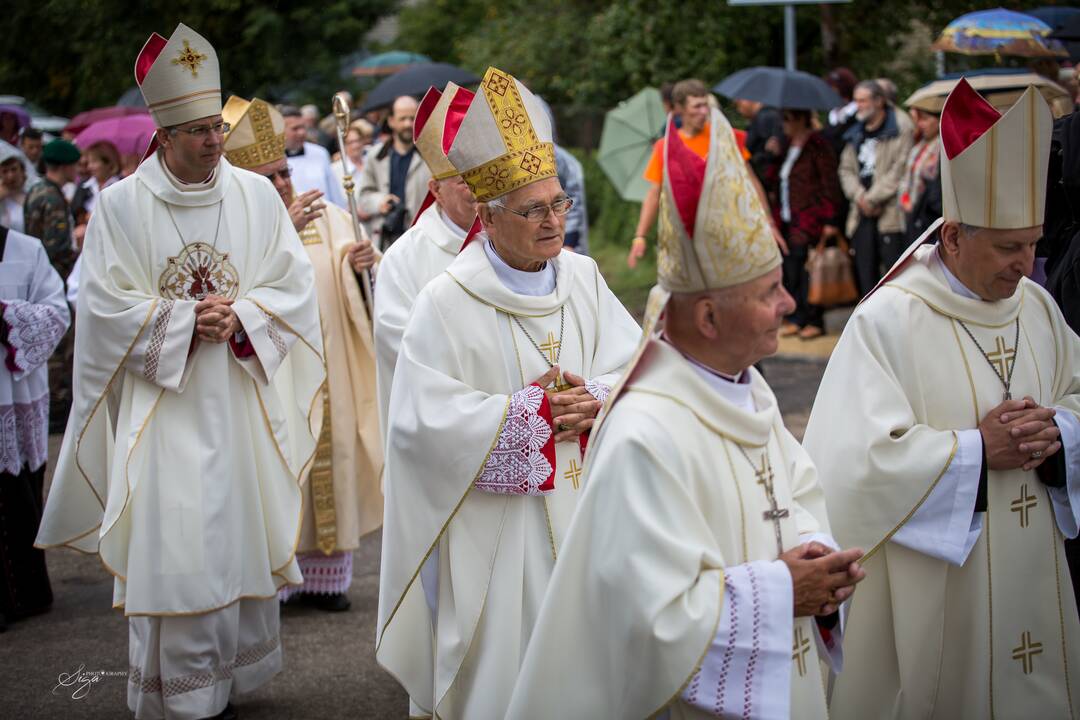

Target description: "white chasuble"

left=506, top=339, right=834, bottom=720
left=36, top=153, right=325, bottom=616
left=295, top=204, right=383, bottom=553
left=804, top=244, right=1080, bottom=720
left=377, top=238, right=640, bottom=719
left=373, top=203, right=466, bottom=440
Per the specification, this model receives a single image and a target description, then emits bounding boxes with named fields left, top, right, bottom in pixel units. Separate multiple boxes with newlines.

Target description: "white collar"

left=933, top=246, right=982, bottom=301
left=482, top=239, right=556, bottom=297
left=159, top=152, right=217, bottom=193
left=439, top=208, right=468, bottom=240
left=663, top=337, right=755, bottom=412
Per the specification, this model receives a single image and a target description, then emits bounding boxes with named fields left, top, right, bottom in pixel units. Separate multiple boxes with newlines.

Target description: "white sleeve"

left=121, top=297, right=199, bottom=392
left=680, top=560, right=792, bottom=720
left=892, top=428, right=984, bottom=566
left=1047, top=410, right=1080, bottom=539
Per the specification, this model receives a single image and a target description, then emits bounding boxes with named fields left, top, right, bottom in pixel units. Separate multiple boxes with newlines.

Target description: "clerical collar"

left=285, top=145, right=305, bottom=157
left=439, top=208, right=468, bottom=240
left=933, top=246, right=981, bottom=301
left=159, top=152, right=217, bottom=193
left=661, top=335, right=755, bottom=412
left=482, top=239, right=556, bottom=296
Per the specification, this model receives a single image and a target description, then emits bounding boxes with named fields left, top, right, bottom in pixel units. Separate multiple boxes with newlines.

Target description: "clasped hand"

left=780, top=542, right=866, bottom=617
left=194, top=294, right=241, bottom=344
left=531, top=366, right=602, bottom=443
left=979, top=396, right=1061, bottom=472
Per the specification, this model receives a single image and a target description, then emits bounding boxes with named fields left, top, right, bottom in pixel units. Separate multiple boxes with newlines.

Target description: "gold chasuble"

left=805, top=80, right=1080, bottom=719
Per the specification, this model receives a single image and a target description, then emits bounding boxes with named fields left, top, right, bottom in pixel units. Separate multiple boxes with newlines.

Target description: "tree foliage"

left=2, top=0, right=396, bottom=116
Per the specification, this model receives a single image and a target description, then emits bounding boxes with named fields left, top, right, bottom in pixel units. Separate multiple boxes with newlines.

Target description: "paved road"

left=2, top=354, right=827, bottom=719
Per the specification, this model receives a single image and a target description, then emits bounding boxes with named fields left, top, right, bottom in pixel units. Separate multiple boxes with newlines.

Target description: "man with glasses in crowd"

left=223, top=95, right=383, bottom=615
left=36, top=24, right=325, bottom=720
left=377, top=67, right=641, bottom=720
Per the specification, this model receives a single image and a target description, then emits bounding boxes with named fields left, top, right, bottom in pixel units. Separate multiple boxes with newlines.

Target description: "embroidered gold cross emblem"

left=486, top=72, right=511, bottom=96
left=520, top=151, right=542, bottom=174
left=1010, top=483, right=1038, bottom=528
left=792, top=626, right=811, bottom=677
left=172, top=40, right=207, bottom=78
left=539, top=332, right=561, bottom=364
left=1012, top=631, right=1043, bottom=675
left=987, top=336, right=1017, bottom=383
left=565, top=458, right=583, bottom=490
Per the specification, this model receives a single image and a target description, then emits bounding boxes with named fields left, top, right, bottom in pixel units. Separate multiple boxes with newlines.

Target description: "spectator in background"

left=282, top=104, right=347, bottom=209
left=71, top=140, right=121, bottom=249
left=736, top=98, right=784, bottom=191
left=875, top=77, right=899, bottom=105
left=357, top=95, right=430, bottom=250
left=823, top=67, right=858, bottom=156
left=898, top=105, right=941, bottom=247
left=332, top=118, right=377, bottom=238
left=839, top=80, right=913, bottom=295
left=18, top=128, right=43, bottom=175
left=776, top=108, right=843, bottom=340
left=0, top=144, right=31, bottom=232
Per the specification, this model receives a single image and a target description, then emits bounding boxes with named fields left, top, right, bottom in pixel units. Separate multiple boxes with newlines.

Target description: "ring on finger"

left=1031, top=450, right=1044, bottom=459
left=303, top=205, right=312, bottom=215
left=557, top=423, right=571, bottom=432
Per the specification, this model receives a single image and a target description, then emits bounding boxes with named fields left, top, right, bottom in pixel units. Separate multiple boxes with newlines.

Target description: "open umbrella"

left=596, top=87, right=666, bottom=202
left=74, top=113, right=157, bottom=156
left=66, top=106, right=149, bottom=136
left=353, top=50, right=431, bottom=78
left=932, top=8, right=1066, bottom=58
left=359, top=63, right=480, bottom=113
left=714, top=66, right=842, bottom=111
left=0, top=104, right=31, bottom=131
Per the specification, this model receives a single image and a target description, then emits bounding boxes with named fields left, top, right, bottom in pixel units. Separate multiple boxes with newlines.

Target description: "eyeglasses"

left=491, top=197, right=574, bottom=223
left=261, top=166, right=292, bottom=181
left=169, top=121, right=231, bottom=138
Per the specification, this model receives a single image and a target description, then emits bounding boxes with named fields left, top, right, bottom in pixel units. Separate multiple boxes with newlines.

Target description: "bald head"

left=389, top=95, right=418, bottom=148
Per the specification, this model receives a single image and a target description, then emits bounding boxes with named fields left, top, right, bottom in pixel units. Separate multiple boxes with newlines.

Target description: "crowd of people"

left=3, top=18, right=1080, bottom=720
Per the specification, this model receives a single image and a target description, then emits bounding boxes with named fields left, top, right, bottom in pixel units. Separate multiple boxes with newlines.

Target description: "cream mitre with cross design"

left=135, top=23, right=222, bottom=129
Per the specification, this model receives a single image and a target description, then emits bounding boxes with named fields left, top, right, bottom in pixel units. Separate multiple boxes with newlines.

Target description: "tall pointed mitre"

left=135, top=23, right=222, bottom=128
left=410, top=82, right=476, bottom=226
left=221, top=96, right=286, bottom=170
left=940, top=77, right=1052, bottom=229
left=446, top=67, right=557, bottom=203
left=647, top=107, right=780, bottom=330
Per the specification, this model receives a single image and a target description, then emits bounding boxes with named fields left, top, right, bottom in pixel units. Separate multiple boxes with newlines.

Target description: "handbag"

left=806, top=235, right=858, bottom=306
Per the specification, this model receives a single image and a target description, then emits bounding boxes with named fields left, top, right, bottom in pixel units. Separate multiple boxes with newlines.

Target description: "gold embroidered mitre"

left=446, top=67, right=556, bottom=202
left=940, top=78, right=1052, bottom=229
left=657, top=107, right=779, bottom=295
left=414, top=82, right=474, bottom=180
left=135, top=23, right=221, bottom=128
left=221, top=96, right=286, bottom=170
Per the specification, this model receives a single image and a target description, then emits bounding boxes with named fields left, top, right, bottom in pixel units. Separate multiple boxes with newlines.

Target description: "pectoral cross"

left=988, top=336, right=1017, bottom=399
left=751, top=452, right=788, bottom=557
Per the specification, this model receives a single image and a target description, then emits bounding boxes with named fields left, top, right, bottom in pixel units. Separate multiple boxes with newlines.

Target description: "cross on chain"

left=564, top=458, right=583, bottom=490
left=740, top=448, right=788, bottom=557
left=1012, top=631, right=1043, bottom=675
left=792, top=626, right=811, bottom=677
left=538, top=332, right=561, bottom=365
left=1010, top=483, right=1038, bottom=529
left=987, top=336, right=1016, bottom=383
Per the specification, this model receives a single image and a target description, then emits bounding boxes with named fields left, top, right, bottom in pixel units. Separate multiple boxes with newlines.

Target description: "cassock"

left=35, top=26, right=324, bottom=717
left=509, top=105, right=841, bottom=720
left=804, top=80, right=1080, bottom=719
left=0, top=227, right=70, bottom=624
left=378, top=236, right=641, bottom=717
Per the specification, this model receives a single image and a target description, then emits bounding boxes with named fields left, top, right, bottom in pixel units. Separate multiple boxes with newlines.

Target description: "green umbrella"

left=597, top=87, right=666, bottom=202
left=353, top=51, right=431, bottom=77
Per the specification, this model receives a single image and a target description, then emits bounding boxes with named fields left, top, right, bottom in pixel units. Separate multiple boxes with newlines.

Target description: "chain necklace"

left=165, top=201, right=225, bottom=254
left=511, top=306, right=571, bottom=392
left=735, top=443, right=788, bottom=557
left=956, top=317, right=1020, bottom=402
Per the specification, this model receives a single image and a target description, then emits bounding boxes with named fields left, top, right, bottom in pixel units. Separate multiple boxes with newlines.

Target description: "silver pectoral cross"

left=754, top=456, right=788, bottom=557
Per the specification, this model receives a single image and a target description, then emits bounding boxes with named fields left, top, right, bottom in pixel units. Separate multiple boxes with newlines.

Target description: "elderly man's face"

left=942, top=223, right=1039, bottom=301
left=284, top=116, right=307, bottom=152
left=249, top=157, right=294, bottom=206
left=431, top=175, right=477, bottom=231
left=854, top=87, right=884, bottom=123
left=0, top=158, right=26, bottom=192
left=711, top=267, right=795, bottom=367
left=483, top=177, right=567, bottom=269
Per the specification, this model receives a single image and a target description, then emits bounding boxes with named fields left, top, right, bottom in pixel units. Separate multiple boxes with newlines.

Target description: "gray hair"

left=854, top=80, right=886, bottom=102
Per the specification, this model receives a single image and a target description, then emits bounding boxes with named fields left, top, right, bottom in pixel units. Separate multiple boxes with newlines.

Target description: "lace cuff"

left=475, top=384, right=556, bottom=496
left=1, top=300, right=68, bottom=378
left=584, top=379, right=611, bottom=406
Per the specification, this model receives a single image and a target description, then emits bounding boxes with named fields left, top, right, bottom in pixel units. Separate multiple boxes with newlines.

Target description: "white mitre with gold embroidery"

left=647, top=107, right=779, bottom=331
left=446, top=67, right=556, bottom=203
left=940, top=77, right=1052, bottom=230
left=135, top=23, right=221, bottom=128
left=221, top=96, right=286, bottom=170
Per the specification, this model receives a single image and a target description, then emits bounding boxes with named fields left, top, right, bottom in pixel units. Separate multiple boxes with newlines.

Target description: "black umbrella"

left=714, top=66, right=843, bottom=111
left=359, top=63, right=480, bottom=113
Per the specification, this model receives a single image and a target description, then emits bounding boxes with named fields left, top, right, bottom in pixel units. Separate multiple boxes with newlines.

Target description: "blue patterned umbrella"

left=932, top=8, right=1067, bottom=58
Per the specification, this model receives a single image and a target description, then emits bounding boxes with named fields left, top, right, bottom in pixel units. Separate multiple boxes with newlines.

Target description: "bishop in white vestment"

left=374, top=81, right=478, bottom=437
left=34, top=26, right=324, bottom=720
left=377, top=67, right=641, bottom=719
left=804, top=79, right=1080, bottom=719
left=507, top=108, right=864, bottom=720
